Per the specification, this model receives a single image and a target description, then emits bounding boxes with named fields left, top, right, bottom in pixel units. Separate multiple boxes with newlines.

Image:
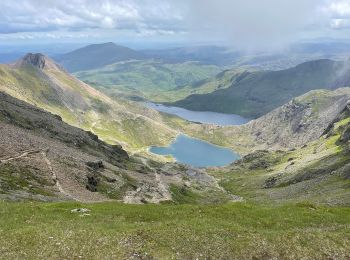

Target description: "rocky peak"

left=22, top=53, right=47, bottom=69
left=18, top=53, right=61, bottom=70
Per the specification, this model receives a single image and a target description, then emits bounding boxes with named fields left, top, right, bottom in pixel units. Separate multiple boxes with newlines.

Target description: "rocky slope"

left=187, top=88, right=350, bottom=153
left=172, top=59, right=350, bottom=118
left=210, top=101, right=350, bottom=205
left=0, top=92, right=232, bottom=203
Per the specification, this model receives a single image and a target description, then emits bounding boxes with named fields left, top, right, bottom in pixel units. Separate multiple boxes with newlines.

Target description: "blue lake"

left=150, top=134, right=240, bottom=167
left=146, top=102, right=249, bottom=126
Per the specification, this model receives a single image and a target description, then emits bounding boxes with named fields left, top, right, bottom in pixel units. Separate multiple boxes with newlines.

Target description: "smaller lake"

left=150, top=134, right=240, bottom=167
left=145, top=102, right=249, bottom=126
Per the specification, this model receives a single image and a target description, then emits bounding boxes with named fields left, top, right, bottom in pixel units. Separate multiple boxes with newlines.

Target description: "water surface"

left=150, top=134, right=239, bottom=167
left=146, top=102, right=249, bottom=126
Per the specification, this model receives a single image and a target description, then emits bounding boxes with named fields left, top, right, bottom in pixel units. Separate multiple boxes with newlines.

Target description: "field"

left=1, top=201, right=349, bottom=259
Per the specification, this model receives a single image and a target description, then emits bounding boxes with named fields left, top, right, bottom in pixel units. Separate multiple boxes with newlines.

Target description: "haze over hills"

left=55, top=42, right=145, bottom=72
left=171, top=59, right=350, bottom=118
left=52, top=42, right=350, bottom=105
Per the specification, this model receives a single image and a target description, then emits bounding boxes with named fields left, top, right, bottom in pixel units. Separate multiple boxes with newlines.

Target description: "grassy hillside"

left=75, top=60, right=222, bottom=102
left=1, top=201, right=349, bottom=259
left=172, top=59, right=350, bottom=118
left=0, top=54, right=181, bottom=152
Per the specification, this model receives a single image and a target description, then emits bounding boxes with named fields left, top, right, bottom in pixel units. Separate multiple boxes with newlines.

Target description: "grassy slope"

left=0, top=201, right=349, bottom=259
left=172, top=59, right=350, bottom=118
left=0, top=63, right=180, bottom=152
left=75, top=60, right=222, bottom=102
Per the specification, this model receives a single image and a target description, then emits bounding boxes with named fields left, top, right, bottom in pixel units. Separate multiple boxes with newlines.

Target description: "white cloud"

left=0, top=0, right=184, bottom=33
left=328, top=0, right=350, bottom=17
left=1, top=0, right=350, bottom=46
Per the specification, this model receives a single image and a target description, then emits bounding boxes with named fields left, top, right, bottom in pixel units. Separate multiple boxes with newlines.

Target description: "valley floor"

left=0, top=201, right=349, bottom=259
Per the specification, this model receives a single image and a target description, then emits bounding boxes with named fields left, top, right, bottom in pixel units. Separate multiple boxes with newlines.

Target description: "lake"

left=145, top=102, right=249, bottom=126
left=150, top=134, right=240, bottom=167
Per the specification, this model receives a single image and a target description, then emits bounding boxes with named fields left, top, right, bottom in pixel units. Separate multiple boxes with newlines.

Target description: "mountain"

left=0, top=53, right=184, bottom=151
left=55, top=42, right=144, bottom=72
left=0, top=91, right=231, bottom=203
left=171, top=59, right=350, bottom=118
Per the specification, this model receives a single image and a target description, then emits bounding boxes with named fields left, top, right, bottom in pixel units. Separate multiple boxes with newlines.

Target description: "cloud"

left=0, top=0, right=184, bottom=33
left=1, top=0, right=350, bottom=47
left=322, top=0, right=350, bottom=29
left=185, top=0, right=325, bottom=50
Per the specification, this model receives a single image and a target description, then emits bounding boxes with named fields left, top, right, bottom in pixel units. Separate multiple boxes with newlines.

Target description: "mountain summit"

left=16, top=53, right=61, bottom=70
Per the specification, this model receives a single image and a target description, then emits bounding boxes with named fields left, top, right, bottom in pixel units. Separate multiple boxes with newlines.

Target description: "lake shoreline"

left=145, top=102, right=250, bottom=126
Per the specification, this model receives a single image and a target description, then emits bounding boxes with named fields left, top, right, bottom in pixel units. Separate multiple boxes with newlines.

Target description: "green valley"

left=75, top=59, right=222, bottom=102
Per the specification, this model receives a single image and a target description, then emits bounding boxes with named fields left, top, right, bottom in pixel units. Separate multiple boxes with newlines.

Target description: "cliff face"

left=247, top=88, right=350, bottom=150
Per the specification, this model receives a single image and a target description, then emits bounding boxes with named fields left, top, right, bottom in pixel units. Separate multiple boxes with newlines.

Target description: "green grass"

left=0, top=201, right=349, bottom=259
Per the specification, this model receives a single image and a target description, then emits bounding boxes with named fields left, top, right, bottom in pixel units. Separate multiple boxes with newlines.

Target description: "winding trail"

left=40, top=150, right=78, bottom=201
left=0, top=150, right=41, bottom=163
left=0, top=149, right=79, bottom=201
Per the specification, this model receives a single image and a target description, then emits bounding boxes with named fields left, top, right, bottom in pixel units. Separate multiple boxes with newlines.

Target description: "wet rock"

left=86, top=160, right=104, bottom=170
left=263, top=173, right=282, bottom=188
left=86, top=174, right=99, bottom=192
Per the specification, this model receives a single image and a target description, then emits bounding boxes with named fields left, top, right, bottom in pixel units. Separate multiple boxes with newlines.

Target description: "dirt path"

left=40, top=150, right=79, bottom=201
left=154, top=172, right=172, bottom=201
left=0, top=150, right=41, bottom=163
left=0, top=149, right=82, bottom=201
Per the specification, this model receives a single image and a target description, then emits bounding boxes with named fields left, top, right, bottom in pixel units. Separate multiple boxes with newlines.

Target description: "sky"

left=1, top=0, right=350, bottom=50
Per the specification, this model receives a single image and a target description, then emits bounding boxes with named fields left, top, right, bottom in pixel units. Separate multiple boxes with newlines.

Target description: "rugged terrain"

left=210, top=100, right=350, bottom=205
left=0, top=91, right=232, bottom=203
left=187, top=87, right=350, bottom=154
left=0, top=50, right=349, bottom=259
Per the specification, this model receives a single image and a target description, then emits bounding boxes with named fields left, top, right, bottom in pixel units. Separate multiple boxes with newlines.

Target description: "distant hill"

left=171, top=59, right=350, bottom=118
left=55, top=42, right=144, bottom=72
